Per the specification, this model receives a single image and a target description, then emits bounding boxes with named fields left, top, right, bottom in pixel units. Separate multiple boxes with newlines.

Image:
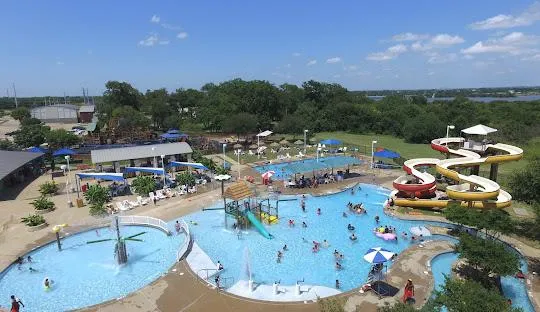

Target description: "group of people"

left=346, top=202, right=366, bottom=215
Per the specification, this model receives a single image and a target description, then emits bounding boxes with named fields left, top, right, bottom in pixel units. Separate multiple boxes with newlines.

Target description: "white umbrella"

left=261, top=171, right=275, bottom=179
left=294, top=140, right=304, bottom=145
left=363, top=247, right=395, bottom=264
left=215, top=174, right=231, bottom=181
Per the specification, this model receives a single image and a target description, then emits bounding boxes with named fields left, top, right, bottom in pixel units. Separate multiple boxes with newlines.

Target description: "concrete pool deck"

left=1, top=165, right=538, bottom=311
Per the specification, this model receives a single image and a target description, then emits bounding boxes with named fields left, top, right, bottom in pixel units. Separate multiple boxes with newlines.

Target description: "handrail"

left=196, top=268, right=219, bottom=280
left=219, top=276, right=235, bottom=289
left=117, top=215, right=171, bottom=235
left=176, top=219, right=192, bottom=261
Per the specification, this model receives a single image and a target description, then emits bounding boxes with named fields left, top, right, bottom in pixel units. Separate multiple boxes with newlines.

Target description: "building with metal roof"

left=0, top=150, right=44, bottom=193
left=31, top=104, right=78, bottom=123
left=90, top=142, right=193, bottom=164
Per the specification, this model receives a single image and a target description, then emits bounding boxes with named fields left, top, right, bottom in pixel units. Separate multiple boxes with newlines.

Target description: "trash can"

left=76, top=198, right=84, bottom=208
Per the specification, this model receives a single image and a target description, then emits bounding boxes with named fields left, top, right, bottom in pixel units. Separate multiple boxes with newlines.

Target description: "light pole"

left=316, top=144, right=321, bottom=162
left=371, top=140, right=377, bottom=169
left=65, top=155, right=72, bottom=207
left=257, top=132, right=260, bottom=160
left=151, top=147, right=157, bottom=168
left=222, top=143, right=227, bottom=168
left=236, top=149, right=242, bottom=179
left=446, top=125, right=455, bottom=139
left=160, top=155, right=166, bottom=189
left=303, top=130, right=308, bottom=154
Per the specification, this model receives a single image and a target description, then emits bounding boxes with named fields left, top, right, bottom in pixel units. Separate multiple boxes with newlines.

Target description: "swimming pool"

left=183, top=184, right=444, bottom=294
left=0, top=225, right=185, bottom=312
left=253, top=156, right=362, bottom=180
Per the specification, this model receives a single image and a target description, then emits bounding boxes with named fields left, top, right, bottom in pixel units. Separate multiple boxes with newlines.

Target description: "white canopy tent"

left=461, top=124, right=497, bottom=136
left=256, top=130, right=273, bottom=159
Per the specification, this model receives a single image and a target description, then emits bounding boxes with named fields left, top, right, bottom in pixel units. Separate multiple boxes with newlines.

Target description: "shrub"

left=84, top=185, right=110, bottom=216
left=31, top=196, right=55, bottom=211
left=131, top=176, right=157, bottom=196
left=176, top=172, right=196, bottom=186
left=39, top=181, right=58, bottom=196
left=21, top=214, right=46, bottom=227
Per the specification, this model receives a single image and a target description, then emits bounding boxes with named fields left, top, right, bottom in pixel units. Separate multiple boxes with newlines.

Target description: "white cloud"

left=159, top=40, right=170, bottom=45
left=150, top=15, right=160, bottom=23
left=470, top=2, right=540, bottom=30
left=161, top=23, right=182, bottom=31
left=428, top=71, right=435, bottom=76
left=427, top=53, right=458, bottom=64
left=333, top=74, right=341, bottom=78
left=463, top=54, right=475, bottom=60
left=177, top=32, right=188, bottom=39
left=284, top=63, right=291, bottom=68
left=461, top=32, right=538, bottom=54
left=306, top=60, right=317, bottom=66
left=326, top=57, right=342, bottom=64
left=430, top=34, right=465, bottom=46
left=411, top=41, right=431, bottom=52
left=344, top=65, right=358, bottom=71
left=522, top=53, right=540, bottom=61
left=56, top=60, right=64, bottom=65
left=292, top=52, right=301, bottom=57
left=138, top=34, right=159, bottom=47
left=392, top=32, right=430, bottom=42
left=366, top=44, right=407, bottom=61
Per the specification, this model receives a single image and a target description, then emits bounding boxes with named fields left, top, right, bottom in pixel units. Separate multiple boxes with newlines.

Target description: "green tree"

left=20, top=117, right=42, bottom=126
left=131, top=176, right=157, bottom=196
left=222, top=112, right=258, bottom=138
left=10, top=107, right=31, bottom=121
left=377, top=302, right=421, bottom=312
left=275, top=114, right=307, bottom=136
left=39, top=181, right=59, bottom=196
left=176, top=172, right=196, bottom=186
left=454, top=234, right=520, bottom=286
left=46, top=129, right=80, bottom=171
left=143, top=88, right=173, bottom=129
left=84, top=185, right=110, bottom=216
left=402, top=112, right=443, bottom=143
left=507, top=157, right=540, bottom=204
left=13, top=124, right=49, bottom=148
left=0, top=139, right=18, bottom=151
left=444, top=203, right=514, bottom=237
left=98, top=81, right=142, bottom=123
left=433, top=277, right=521, bottom=312
left=111, top=106, right=151, bottom=131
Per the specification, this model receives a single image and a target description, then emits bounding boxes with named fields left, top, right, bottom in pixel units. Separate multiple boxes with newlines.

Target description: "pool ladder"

left=196, top=268, right=235, bottom=289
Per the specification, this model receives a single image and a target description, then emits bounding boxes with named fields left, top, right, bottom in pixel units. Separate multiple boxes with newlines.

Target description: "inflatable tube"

left=375, top=232, right=397, bottom=241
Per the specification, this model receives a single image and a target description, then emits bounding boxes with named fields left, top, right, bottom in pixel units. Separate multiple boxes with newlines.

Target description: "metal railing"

left=196, top=268, right=219, bottom=281
left=176, top=219, right=192, bottom=261
left=117, top=215, right=171, bottom=235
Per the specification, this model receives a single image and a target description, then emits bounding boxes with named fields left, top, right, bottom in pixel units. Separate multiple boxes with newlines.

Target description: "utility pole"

left=12, top=83, right=18, bottom=108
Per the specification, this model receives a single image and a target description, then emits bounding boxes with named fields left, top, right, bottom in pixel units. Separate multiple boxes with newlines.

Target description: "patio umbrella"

left=363, top=247, right=395, bottom=264
left=270, top=142, right=280, bottom=148
left=294, top=140, right=304, bottom=145
left=53, top=148, right=77, bottom=157
left=233, top=143, right=243, bottom=149
left=249, top=144, right=258, bottom=149
left=27, top=146, right=46, bottom=153
left=279, top=139, right=290, bottom=145
left=261, top=170, right=275, bottom=179
left=214, top=174, right=232, bottom=195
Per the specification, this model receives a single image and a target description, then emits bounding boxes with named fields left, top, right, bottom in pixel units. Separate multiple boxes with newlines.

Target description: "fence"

left=117, top=215, right=171, bottom=235
left=176, top=219, right=192, bottom=261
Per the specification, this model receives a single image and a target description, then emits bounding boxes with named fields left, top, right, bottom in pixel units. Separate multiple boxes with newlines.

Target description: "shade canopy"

left=53, top=148, right=77, bottom=157
left=320, top=139, right=342, bottom=145
left=224, top=181, right=253, bottom=201
left=279, top=139, right=290, bottom=145
left=461, top=124, right=497, bottom=135
left=167, top=129, right=180, bottom=134
left=363, top=247, right=395, bottom=264
left=76, top=172, right=125, bottom=182
left=124, top=167, right=165, bottom=175
left=169, top=161, right=209, bottom=170
left=374, top=148, right=401, bottom=159
left=233, top=143, right=243, bottom=149
left=257, top=130, right=273, bottom=137
left=214, top=174, right=231, bottom=181
left=294, top=140, right=304, bottom=145
left=27, top=146, right=46, bottom=153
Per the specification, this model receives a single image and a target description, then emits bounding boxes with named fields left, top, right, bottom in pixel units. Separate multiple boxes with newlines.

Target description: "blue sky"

left=2, top=0, right=540, bottom=96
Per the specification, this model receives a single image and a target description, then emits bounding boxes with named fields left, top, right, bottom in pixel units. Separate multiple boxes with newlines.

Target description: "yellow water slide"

left=392, top=137, right=523, bottom=209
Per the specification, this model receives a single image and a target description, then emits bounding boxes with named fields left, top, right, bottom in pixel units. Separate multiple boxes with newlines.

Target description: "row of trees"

left=94, top=79, right=540, bottom=145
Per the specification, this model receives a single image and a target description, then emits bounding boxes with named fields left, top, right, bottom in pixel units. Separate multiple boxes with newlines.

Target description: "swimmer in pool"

left=322, top=240, right=329, bottom=248
left=316, top=208, right=321, bottom=215
left=342, top=212, right=348, bottom=218
left=28, top=267, right=37, bottom=273
left=347, top=224, right=355, bottom=231
left=375, top=215, right=380, bottom=224
left=302, top=221, right=307, bottom=228
left=283, top=244, right=288, bottom=251
left=44, top=278, right=51, bottom=288
left=350, top=233, right=357, bottom=241
left=335, top=262, right=342, bottom=270
left=27, top=256, right=32, bottom=263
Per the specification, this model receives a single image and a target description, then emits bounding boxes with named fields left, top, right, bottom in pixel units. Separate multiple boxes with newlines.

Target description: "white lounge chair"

left=286, top=153, right=292, bottom=159
left=149, top=192, right=157, bottom=202
left=116, top=201, right=130, bottom=211
left=248, top=150, right=255, bottom=156
left=155, top=189, right=167, bottom=199
left=137, top=196, right=149, bottom=205
left=188, top=186, right=197, bottom=194
left=125, top=199, right=139, bottom=208
left=298, top=151, right=305, bottom=158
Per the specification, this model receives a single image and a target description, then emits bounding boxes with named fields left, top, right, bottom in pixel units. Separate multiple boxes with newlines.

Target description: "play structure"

left=391, top=124, right=523, bottom=209
left=222, top=182, right=277, bottom=239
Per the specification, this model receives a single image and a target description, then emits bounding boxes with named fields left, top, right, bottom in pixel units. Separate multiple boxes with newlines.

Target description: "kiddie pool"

left=0, top=225, right=185, bottom=312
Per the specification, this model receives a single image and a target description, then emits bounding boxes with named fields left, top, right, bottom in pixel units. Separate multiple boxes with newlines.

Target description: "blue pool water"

left=429, top=249, right=534, bottom=311
left=0, top=225, right=185, bottom=312
left=253, top=156, right=362, bottom=180
left=183, top=184, right=444, bottom=291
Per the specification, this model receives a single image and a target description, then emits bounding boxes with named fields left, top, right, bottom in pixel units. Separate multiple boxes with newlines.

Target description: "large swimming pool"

left=0, top=225, right=185, bottom=312
left=183, top=184, right=443, bottom=292
left=253, top=156, right=362, bottom=180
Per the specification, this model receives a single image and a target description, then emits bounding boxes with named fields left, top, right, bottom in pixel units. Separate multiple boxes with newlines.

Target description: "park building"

left=31, top=104, right=79, bottom=123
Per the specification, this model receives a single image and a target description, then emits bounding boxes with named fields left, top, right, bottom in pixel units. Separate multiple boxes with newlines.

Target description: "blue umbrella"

left=167, top=128, right=180, bottom=134
left=160, top=132, right=188, bottom=140
left=374, top=148, right=400, bottom=159
left=27, top=146, right=46, bottom=153
left=363, top=247, right=395, bottom=264
left=320, top=139, right=342, bottom=145
left=52, top=148, right=77, bottom=157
